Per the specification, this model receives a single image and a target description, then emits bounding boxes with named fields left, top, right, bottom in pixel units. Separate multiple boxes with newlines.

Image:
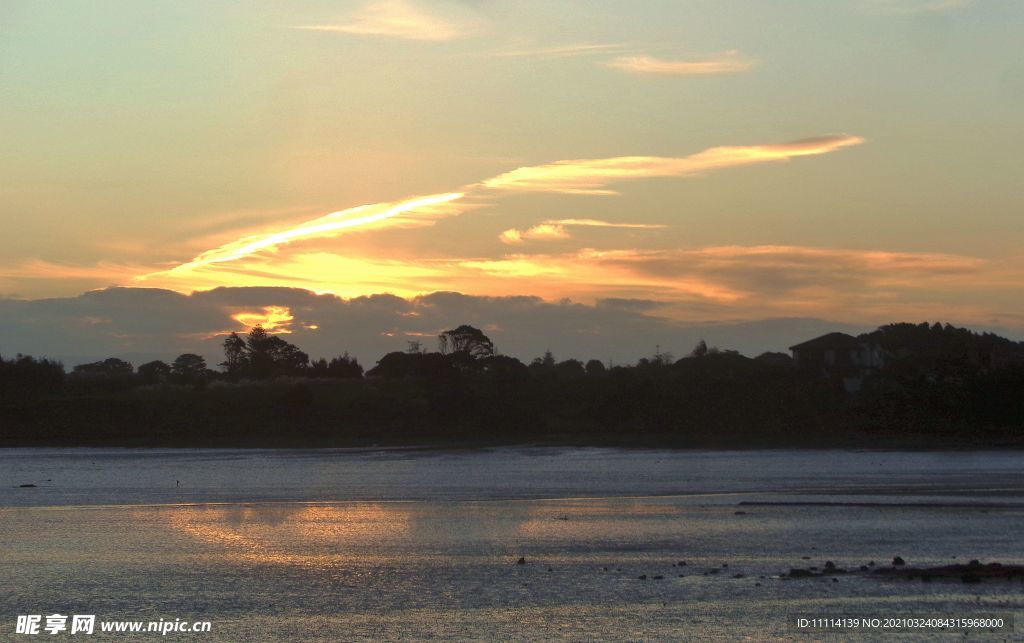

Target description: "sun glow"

left=231, top=306, right=295, bottom=332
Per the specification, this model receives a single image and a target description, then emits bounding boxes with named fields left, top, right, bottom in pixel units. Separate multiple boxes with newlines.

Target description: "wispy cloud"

left=500, top=219, right=665, bottom=244
left=140, top=193, right=465, bottom=280
left=483, top=135, right=865, bottom=195
left=107, top=135, right=869, bottom=302
left=293, top=0, right=475, bottom=42
left=607, top=50, right=755, bottom=76
left=500, top=224, right=570, bottom=245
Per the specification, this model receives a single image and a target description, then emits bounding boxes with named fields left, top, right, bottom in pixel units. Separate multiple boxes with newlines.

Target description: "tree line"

left=1, top=321, right=1022, bottom=448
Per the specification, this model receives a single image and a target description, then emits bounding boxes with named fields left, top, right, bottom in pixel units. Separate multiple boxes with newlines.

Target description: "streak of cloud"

left=482, top=135, right=865, bottom=195
left=293, top=0, right=475, bottom=42
left=136, top=136, right=862, bottom=283
left=499, top=224, right=570, bottom=245
left=500, top=219, right=666, bottom=244
left=139, top=192, right=465, bottom=279
left=607, top=51, right=755, bottom=76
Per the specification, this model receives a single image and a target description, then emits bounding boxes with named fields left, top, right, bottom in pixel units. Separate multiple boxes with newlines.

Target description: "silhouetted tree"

left=221, top=325, right=309, bottom=379
left=137, top=360, right=171, bottom=384
left=531, top=351, right=556, bottom=369
left=438, top=325, right=494, bottom=359
left=221, top=332, right=247, bottom=375
left=70, top=357, right=134, bottom=392
left=555, top=359, right=586, bottom=378
left=585, top=359, right=606, bottom=375
left=310, top=353, right=363, bottom=378
left=171, top=354, right=207, bottom=383
left=72, top=358, right=133, bottom=378
left=0, top=353, right=64, bottom=397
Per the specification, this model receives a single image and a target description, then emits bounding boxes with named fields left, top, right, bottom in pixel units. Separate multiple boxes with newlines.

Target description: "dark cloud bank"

left=2, top=286, right=1005, bottom=369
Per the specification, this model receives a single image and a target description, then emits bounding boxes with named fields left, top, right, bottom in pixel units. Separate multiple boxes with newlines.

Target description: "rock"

left=602, top=567, right=608, bottom=572
left=825, top=561, right=836, bottom=570
left=732, top=573, right=744, bottom=578
left=892, top=556, right=906, bottom=566
left=678, top=561, right=687, bottom=566
left=860, top=565, right=869, bottom=571
left=516, top=557, right=526, bottom=565
left=18, top=484, right=37, bottom=488
left=652, top=575, right=664, bottom=580
left=547, top=567, right=553, bottom=572
left=832, top=578, right=839, bottom=583
left=638, top=574, right=647, bottom=580
left=722, top=563, right=728, bottom=568
left=801, top=556, right=811, bottom=560
left=868, top=561, right=875, bottom=566
left=788, top=569, right=814, bottom=578
left=872, top=561, right=1024, bottom=581
left=734, top=511, right=747, bottom=515
left=969, top=559, right=982, bottom=567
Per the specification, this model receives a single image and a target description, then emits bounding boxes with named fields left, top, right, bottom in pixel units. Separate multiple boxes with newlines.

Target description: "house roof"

left=789, top=332, right=859, bottom=352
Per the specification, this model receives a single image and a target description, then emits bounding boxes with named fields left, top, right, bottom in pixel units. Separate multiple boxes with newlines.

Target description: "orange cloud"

left=607, top=51, right=755, bottom=76
left=499, top=223, right=570, bottom=244
left=500, top=218, right=665, bottom=244
left=139, top=192, right=465, bottom=280
left=231, top=305, right=295, bottom=333
left=140, top=243, right=1002, bottom=316
left=294, top=0, right=475, bottom=41
left=482, top=135, right=864, bottom=195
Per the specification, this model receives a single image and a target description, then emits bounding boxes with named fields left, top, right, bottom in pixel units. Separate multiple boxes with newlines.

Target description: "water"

left=1, top=448, right=1022, bottom=640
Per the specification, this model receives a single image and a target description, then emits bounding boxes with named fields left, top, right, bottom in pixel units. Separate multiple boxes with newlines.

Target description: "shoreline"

left=2, top=434, right=1023, bottom=451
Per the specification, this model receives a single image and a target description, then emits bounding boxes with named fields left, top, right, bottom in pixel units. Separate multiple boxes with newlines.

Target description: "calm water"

left=1, top=448, right=1022, bottom=640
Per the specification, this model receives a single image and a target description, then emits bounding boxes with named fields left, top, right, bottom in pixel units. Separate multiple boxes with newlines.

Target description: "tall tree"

left=221, top=325, right=309, bottom=379
left=171, top=354, right=207, bottom=383
left=221, top=332, right=247, bottom=375
left=438, top=325, right=495, bottom=359
left=137, top=360, right=171, bottom=384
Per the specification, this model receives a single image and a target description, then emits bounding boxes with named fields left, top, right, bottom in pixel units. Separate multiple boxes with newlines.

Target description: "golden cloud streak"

left=607, top=51, right=755, bottom=76
left=114, top=135, right=870, bottom=305
left=500, top=218, right=666, bottom=244
left=482, top=135, right=865, bottom=194
left=140, top=192, right=464, bottom=279
left=294, top=0, right=473, bottom=41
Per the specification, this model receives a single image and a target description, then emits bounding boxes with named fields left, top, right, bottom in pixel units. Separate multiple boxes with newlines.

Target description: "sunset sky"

left=1, top=0, right=1022, bottom=362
